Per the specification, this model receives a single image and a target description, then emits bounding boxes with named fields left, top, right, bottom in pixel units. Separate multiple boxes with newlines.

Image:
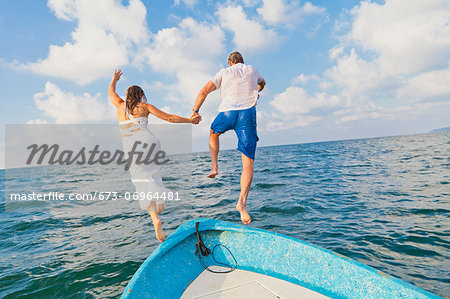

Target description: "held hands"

left=190, top=110, right=202, bottom=124
left=190, top=113, right=202, bottom=124
left=113, top=69, right=123, bottom=82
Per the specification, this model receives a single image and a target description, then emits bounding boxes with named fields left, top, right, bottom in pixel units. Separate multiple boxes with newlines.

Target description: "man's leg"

left=208, top=130, right=220, bottom=178
left=236, top=153, right=253, bottom=225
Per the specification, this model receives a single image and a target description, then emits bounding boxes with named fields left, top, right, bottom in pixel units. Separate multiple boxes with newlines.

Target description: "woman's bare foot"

left=153, top=219, right=165, bottom=242
left=236, top=203, right=251, bottom=225
left=207, top=170, right=218, bottom=178
left=156, top=202, right=164, bottom=214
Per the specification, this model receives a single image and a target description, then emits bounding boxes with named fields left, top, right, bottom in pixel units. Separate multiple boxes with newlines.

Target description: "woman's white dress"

left=119, top=104, right=170, bottom=210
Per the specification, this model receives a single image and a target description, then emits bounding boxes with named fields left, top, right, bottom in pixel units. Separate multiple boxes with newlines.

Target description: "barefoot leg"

left=208, top=130, right=220, bottom=178
left=147, top=201, right=165, bottom=242
left=236, top=154, right=253, bottom=225
left=156, top=201, right=164, bottom=214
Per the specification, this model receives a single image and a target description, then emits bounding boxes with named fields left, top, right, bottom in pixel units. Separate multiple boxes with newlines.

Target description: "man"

left=192, top=51, right=266, bottom=225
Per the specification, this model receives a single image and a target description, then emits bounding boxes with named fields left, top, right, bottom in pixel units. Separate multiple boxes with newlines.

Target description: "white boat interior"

left=181, top=266, right=330, bottom=299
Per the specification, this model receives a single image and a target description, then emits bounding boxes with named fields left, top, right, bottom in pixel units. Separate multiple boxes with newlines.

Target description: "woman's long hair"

left=126, top=85, right=147, bottom=113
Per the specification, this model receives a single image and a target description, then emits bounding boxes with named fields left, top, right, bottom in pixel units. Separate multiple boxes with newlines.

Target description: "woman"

left=108, top=69, right=200, bottom=242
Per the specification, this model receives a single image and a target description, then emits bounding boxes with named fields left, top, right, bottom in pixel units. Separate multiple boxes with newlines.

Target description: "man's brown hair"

left=228, top=51, right=244, bottom=64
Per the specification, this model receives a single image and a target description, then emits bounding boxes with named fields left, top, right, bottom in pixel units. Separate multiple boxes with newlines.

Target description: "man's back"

left=212, top=63, right=263, bottom=112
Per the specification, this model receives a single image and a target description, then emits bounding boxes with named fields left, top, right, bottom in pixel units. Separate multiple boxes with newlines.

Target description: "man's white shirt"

left=211, top=63, right=264, bottom=112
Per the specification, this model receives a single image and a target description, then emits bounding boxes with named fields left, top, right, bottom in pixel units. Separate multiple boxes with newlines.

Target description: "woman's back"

left=117, top=102, right=149, bottom=123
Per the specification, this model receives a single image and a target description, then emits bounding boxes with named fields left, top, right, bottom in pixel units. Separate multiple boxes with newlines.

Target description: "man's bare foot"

left=156, top=202, right=164, bottom=214
left=207, top=170, right=219, bottom=178
left=153, top=219, right=165, bottom=242
left=236, top=203, right=251, bottom=225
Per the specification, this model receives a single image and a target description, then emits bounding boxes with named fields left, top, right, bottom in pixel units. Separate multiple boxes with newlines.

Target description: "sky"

left=1, top=0, right=449, bottom=167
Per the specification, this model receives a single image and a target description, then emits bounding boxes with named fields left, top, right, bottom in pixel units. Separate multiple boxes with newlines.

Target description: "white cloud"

left=334, top=101, right=381, bottom=124
left=26, top=119, right=50, bottom=124
left=22, top=0, right=150, bottom=84
left=32, top=82, right=115, bottom=124
left=242, top=0, right=259, bottom=7
left=397, top=67, right=450, bottom=101
left=322, top=0, right=450, bottom=105
left=325, top=0, right=450, bottom=107
left=329, top=46, right=344, bottom=60
left=265, top=0, right=450, bottom=131
left=174, top=0, right=197, bottom=7
left=216, top=4, right=280, bottom=52
left=348, top=0, right=450, bottom=75
left=144, top=18, right=224, bottom=76
left=257, top=0, right=286, bottom=25
left=293, top=74, right=319, bottom=84
left=142, top=17, right=225, bottom=106
left=336, top=100, right=450, bottom=126
left=324, top=49, right=400, bottom=99
left=264, top=114, right=321, bottom=131
left=257, top=110, right=321, bottom=132
left=270, top=86, right=343, bottom=115
left=257, top=0, right=325, bottom=27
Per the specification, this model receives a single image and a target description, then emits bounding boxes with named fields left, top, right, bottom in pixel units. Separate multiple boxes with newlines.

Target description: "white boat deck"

left=181, top=266, right=329, bottom=299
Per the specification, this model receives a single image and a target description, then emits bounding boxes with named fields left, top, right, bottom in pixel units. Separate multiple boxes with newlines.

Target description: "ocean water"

left=1, top=132, right=449, bottom=298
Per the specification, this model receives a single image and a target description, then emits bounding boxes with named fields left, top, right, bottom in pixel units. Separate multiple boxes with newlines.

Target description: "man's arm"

left=258, top=79, right=266, bottom=92
left=192, top=80, right=216, bottom=114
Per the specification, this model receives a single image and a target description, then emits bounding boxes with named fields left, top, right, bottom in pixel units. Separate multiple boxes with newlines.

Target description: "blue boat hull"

left=121, top=218, right=439, bottom=298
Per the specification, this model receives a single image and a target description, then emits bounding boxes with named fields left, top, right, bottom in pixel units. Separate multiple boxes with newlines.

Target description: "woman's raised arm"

left=108, top=69, right=124, bottom=108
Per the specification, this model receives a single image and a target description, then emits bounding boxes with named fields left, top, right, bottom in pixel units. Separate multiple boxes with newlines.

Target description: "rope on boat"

left=194, top=221, right=237, bottom=274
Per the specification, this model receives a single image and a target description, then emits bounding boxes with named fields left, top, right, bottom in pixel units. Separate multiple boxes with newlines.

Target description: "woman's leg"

left=156, top=201, right=164, bottom=213
left=147, top=201, right=165, bottom=242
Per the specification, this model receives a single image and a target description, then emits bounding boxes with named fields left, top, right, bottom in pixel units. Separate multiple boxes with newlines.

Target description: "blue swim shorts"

left=211, top=106, right=259, bottom=160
